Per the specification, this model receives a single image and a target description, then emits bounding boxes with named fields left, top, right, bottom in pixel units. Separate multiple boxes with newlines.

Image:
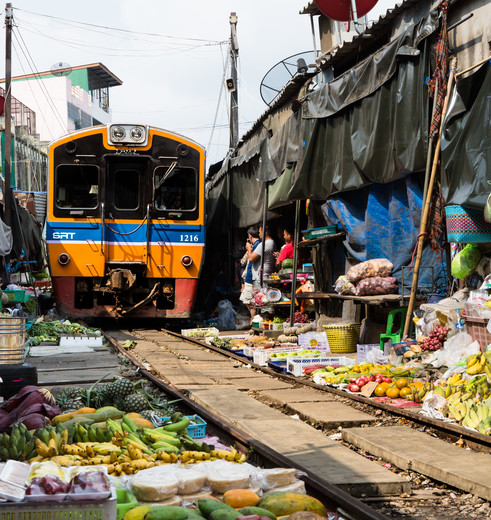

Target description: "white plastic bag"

left=366, top=347, right=390, bottom=364
left=216, top=300, right=237, bottom=330
left=430, top=332, right=479, bottom=367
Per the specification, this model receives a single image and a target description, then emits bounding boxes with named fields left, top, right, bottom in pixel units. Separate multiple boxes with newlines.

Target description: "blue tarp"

left=321, top=174, right=446, bottom=294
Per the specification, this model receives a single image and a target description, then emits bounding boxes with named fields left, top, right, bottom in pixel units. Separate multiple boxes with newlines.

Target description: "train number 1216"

left=180, top=234, right=199, bottom=242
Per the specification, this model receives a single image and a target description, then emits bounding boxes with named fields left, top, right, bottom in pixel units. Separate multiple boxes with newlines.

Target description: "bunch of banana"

left=446, top=373, right=466, bottom=386
left=33, top=427, right=68, bottom=459
left=70, top=423, right=112, bottom=444
left=447, top=398, right=474, bottom=422
left=465, top=352, right=489, bottom=375
left=411, top=382, right=434, bottom=403
left=208, top=447, right=247, bottom=463
left=0, top=423, right=37, bottom=462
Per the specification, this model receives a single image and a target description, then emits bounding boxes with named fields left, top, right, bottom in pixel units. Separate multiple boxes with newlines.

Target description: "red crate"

left=464, top=317, right=491, bottom=352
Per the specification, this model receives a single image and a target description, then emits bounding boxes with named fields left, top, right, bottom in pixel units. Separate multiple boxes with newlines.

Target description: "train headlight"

left=107, top=124, right=148, bottom=146
left=111, top=126, right=126, bottom=141
left=58, top=253, right=70, bottom=265
left=181, top=255, right=193, bottom=267
left=130, top=127, right=144, bottom=141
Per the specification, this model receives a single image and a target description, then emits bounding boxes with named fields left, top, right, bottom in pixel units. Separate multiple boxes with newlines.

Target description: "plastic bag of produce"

left=217, top=299, right=236, bottom=330
left=346, top=259, right=393, bottom=283
left=451, top=244, right=481, bottom=279
left=333, top=275, right=355, bottom=295
left=355, top=276, right=398, bottom=296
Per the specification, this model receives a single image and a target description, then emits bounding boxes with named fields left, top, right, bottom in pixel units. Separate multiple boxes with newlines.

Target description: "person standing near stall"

left=257, top=225, right=278, bottom=277
left=275, top=226, right=294, bottom=268
left=239, top=225, right=262, bottom=321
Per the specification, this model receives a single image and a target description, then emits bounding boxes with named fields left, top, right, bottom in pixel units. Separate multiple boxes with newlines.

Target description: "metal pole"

left=260, top=182, right=268, bottom=287
left=229, top=12, right=239, bottom=150
left=4, top=3, right=13, bottom=227
left=290, top=200, right=301, bottom=326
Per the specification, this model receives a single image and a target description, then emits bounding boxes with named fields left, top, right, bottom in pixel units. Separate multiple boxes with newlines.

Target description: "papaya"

left=125, top=412, right=143, bottom=419
left=198, top=498, right=236, bottom=518
left=209, top=510, right=242, bottom=520
left=257, top=492, right=326, bottom=518
left=223, top=489, right=260, bottom=509
left=238, top=508, right=276, bottom=520
left=123, top=505, right=152, bottom=520
left=144, top=506, right=190, bottom=520
left=129, top=417, right=155, bottom=429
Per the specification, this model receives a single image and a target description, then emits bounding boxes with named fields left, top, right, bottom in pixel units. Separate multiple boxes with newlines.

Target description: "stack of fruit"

left=55, top=377, right=178, bottom=419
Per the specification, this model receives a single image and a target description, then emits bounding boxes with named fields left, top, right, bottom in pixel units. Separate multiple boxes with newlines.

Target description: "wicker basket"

left=323, top=323, right=361, bottom=353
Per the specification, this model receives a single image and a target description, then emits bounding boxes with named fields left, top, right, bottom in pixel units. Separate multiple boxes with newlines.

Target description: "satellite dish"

left=314, top=0, right=379, bottom=22
left=50, top=62, right=72, bottom=76
left=260, top=51, right=316, bottom=106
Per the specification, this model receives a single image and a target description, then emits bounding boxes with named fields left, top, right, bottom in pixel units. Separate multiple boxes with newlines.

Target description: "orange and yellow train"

left=46, top=124, right=205, bottom=319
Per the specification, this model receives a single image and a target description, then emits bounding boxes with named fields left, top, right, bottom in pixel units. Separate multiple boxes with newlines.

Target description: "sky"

left=2, top=0, right=397, bottom=168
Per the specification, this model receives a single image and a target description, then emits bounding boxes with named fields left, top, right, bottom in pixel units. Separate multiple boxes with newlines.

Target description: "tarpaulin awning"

left=441, top=63, right=491, bottom=210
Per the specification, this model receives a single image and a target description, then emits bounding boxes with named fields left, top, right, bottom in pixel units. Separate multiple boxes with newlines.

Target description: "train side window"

left=55, top=164, right=99, bottom=209
left=154, top=166, right=197, bottom=211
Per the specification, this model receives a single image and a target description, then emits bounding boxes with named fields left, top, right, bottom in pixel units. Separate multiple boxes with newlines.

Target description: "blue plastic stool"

left=380, top=307, right=408, bottom=350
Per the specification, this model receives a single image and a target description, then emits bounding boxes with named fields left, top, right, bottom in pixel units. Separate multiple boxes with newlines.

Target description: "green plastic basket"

left=116, top=489, right=138, bottom=520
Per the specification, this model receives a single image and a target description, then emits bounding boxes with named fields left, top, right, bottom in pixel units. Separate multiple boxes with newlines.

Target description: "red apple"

left=348, top=384, right=360, bottom=392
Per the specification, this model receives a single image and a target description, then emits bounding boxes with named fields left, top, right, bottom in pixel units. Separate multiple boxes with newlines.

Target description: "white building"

left=0, top=63, right=122, bottom=144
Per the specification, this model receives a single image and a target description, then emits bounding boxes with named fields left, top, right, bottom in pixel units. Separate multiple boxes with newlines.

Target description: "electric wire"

left=15, top=8, right=225, bottom=45
left=13, top=27, right=67, bottom=134
left=207, top=41, right=230, bottom=153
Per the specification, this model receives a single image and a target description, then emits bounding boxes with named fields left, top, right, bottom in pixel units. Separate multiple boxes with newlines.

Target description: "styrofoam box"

left=287, top=356, right=353, bottom=377
left=59, top=335, right=103, bottom=348
left=357, top=344, right=380, bottom=364
left=297, top=331, right=329, bottom=350
left=181, top=327, right=219, bottom=339
left=253, top=347, right=302, bottom=366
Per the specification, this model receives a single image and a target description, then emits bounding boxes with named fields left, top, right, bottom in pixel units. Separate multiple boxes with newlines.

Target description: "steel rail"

left=159, top=329, right=491, bottom=452
left=105, top=332, right=389, bottom=520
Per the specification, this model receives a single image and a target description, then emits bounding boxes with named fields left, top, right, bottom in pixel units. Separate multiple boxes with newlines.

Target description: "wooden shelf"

left=295, top=292, right=409, bottom=306
left=297, top=232, right=346, bottom=248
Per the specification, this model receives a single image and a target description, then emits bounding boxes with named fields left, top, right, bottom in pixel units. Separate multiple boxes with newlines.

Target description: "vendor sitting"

left=275, top=226, right=294, bottom=267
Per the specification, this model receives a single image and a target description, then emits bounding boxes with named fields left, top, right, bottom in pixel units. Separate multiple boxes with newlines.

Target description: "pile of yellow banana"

left=466, top=351, right=491, bottom=377
left=29, top=415, right=248, bottom=475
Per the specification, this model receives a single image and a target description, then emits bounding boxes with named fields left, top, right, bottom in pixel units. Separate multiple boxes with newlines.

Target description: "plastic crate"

left=267, top=360, right=288, bottom=373
left=301, top=226, right=337, bottom=240
left=181, top=327, right=219, bottom=339
left=0, top=486, right=117, bottom=520
left=253, top=347, right=301, bottom=366
left=156, top=415, right=207, bottom=439
left=287, top=356, right=353, bottom=377
left=464, top=316, right=491, bottom=352
left=3, top=290, right=29, bottom=303
left=116, top=489, right=137, bottom=520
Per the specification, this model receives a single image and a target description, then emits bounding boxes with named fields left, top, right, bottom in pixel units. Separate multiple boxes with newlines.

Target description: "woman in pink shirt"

left=275, top=227, right=294, bottom=268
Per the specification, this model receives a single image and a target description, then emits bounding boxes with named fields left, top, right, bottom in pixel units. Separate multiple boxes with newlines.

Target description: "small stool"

left=380, top=307, right=408, bottom=350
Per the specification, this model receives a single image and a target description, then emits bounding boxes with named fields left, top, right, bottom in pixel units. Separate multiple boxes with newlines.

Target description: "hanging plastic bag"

left=216, top=300, right=237, bottom=330
left=484, top=193, right=491, bottom=223
left=333, top=275, right=355, bottom=295
left=451, top=244, right=481, bottom=279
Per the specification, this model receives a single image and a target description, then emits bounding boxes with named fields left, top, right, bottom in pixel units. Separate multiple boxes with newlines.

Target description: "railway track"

left=102, top=327, right=491, bottom=520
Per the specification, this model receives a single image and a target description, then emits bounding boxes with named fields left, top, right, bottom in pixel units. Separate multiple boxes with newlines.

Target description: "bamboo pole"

left=403, top=57, right=457, bottom=339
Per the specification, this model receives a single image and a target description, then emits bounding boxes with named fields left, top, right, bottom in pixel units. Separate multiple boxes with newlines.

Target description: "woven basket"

left=445, top=205, right=491, bottom=243
left=323, top=323, right=361, bottom=353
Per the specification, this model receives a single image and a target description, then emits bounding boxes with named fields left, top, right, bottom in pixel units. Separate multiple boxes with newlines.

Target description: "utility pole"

left=4, top=3, right=13, bottom=226
left=229, top=12, right=239, bottom=149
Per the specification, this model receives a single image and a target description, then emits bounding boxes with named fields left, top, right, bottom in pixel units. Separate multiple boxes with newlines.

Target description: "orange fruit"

left=395, top=378, right=408, bottom=390
left=386, top=387, right=400, bottom=399
left=374, top=384, right=387, bottom=397
left=399, top=387, right=412, bottom=399
left=411, top=381, right=424, bottom=390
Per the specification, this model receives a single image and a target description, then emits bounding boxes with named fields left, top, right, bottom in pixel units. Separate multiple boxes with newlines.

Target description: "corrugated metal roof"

left=235, top=0, right=425, bottom=151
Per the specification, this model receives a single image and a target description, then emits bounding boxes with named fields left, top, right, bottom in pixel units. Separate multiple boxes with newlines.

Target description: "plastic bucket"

left=0, top=317, right=27, bottom=364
